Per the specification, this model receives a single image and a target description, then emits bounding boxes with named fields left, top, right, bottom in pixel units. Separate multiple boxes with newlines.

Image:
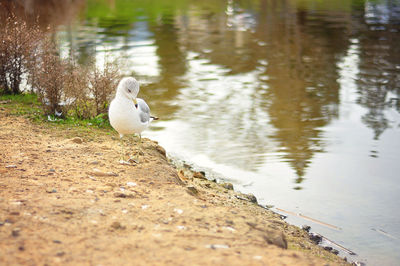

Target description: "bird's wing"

left=137, top=98, right=150, bottom=123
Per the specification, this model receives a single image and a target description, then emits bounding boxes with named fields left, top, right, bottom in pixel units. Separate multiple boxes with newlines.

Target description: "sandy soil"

left=0, top=106, right=348, bottom=265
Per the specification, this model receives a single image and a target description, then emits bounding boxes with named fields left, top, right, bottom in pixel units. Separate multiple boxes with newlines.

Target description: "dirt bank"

left=0, top=105, right=348, bottom=265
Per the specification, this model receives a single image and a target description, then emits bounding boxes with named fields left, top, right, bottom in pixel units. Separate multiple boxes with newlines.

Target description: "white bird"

left=108, top=77, right=158, bottom=164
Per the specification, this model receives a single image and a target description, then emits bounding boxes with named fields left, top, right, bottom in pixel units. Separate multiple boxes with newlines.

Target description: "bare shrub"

left=28, top=38, right=67, bottom=115
left=0, top=10, right=43, bottom=94
left=88, top=59, right=121, bottom=117
left=63, top=61, right=93, bottom=119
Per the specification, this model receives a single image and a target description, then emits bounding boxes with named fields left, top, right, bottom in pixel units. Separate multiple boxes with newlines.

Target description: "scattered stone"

left=178, top=170, right=188, bottom=182
left=205, top=244, right=230, bottom=249
left=56, top=251, right=65, bottom=257
left=10, top=211, right=20, bottom=216
left=126, top=182, right=137, bottom=187
left=220, top=182, right=233, bottom=190
left=46, top=188, right=57, bottom=193
left=113, top=192, right=135, bottom=199
left=88, top=168, right=118, bottom=177
left=309, top=233, right=322, bottom=245
left=53, top=240, right=62, bottom=244
left=186, top=186, right=199, bottom=196
left=89, top=161, right=99, bottom=165
left=49, top=169, right=56, bottom=172
left=331, top=249, right=339, bottom=255
left=6, top=165, right=17, bottom=168
left=223, top=226, right=236, bottom=232
left=18, top=246, right=25, bottom=251
left=126, top=158, right=138, bottom=165
left=193, top=172, right=207, bottom=180
left=11, top=228, right=20, bottom=237
left=172, top=173, right=186, bottom=186
left=106, top=182, right=117, bottom=188
left=263, top=231, right=288, bottom=249
left=155, top=145, right=166, bottom=157
left=352, top=262, right=366, bottom=266
left=71, top=137, right=83, bottom=144
left=174, top=208, right=183, bottom=215
left=302, top=225, right=311, bottom=232
left=5, top=218, right=15, bottom=224
left=235, top=194, right=258, bottom=204
left=245, top=193, right=257, bottom=203
left=279, top=215, right=287, bottom=220
left=110, top=221, right=126, bottom=230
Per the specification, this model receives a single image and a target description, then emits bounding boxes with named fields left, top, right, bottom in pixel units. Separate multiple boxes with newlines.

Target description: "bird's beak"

left=133, top=98, right=138, bottom=109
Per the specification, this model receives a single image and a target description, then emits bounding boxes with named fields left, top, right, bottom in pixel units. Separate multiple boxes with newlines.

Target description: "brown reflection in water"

left=141, top=12, right=188, bottom=120
left=256, top=1, right=349, bottom=187
left=0, top=0, right=85, bottom=29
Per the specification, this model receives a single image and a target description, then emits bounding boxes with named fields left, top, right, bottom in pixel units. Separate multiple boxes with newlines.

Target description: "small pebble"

left=71, top=137, right=83, bottom=144
left=127, top=182, right=137, bottom=187
left=302, top=225, right=311, bottom=232
left=110, top=221, right=126, bottom=230
left=46, top=188, right=57, bottom=193
left=205, top=244, right=229, bottom=249
left=56, top=251, right=65, bottom=257
left=12, top=228, right=20, bottom=237
left=174, top=208, right=183, bottom=215
left=220, top=182, right=233, bottom=190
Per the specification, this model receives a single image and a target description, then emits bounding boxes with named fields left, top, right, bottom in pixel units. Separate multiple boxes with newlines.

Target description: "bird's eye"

left=128, top=89, right=132, bottom=93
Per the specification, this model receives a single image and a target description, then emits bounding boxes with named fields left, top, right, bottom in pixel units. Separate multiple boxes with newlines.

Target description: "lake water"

left=11, top=0, right=400, bottom=264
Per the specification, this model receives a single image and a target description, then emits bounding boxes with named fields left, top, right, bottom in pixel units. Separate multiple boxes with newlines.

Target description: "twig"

left=275, top=208, right=341, bottom=230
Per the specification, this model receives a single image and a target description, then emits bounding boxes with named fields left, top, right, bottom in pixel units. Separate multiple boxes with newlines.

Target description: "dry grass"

left=0, top=10, right=42, bottom=94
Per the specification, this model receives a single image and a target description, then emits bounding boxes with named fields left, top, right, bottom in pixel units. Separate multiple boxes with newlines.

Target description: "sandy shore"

left=0, top=105, right=349, bottom=265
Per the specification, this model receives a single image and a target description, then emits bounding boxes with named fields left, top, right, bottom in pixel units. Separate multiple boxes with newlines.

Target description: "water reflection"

left=22, top=0, right=398, bottom=184
left=353, top=1, right=400, bottom=140
left=8, top=1, right=400, bottom=264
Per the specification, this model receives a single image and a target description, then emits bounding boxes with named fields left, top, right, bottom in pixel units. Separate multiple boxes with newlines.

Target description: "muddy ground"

left=0, top=105, right=349, bottom=265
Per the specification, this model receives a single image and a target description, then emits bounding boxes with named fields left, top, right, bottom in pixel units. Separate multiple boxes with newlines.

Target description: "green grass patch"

left=0, top=93, right=112, bottom=130
left=0, top=93, right=42, bottom=120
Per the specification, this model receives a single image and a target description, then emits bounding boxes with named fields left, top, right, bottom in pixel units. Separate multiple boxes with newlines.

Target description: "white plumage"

left=108, top=77, right=157, bottom=162
left=109, top=77, right=154, bottom=137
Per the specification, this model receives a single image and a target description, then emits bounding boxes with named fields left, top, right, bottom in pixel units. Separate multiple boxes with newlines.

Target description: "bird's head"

left=116, top=77, right=140, bottom=105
